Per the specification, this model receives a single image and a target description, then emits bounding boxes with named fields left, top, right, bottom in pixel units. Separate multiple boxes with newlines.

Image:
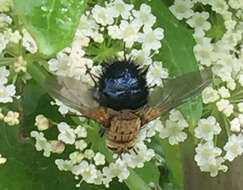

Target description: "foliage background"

left=0, top=0, right=242, bottom=190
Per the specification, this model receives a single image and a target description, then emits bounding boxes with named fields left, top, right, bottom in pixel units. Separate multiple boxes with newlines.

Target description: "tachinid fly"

left=46, top=59, right=212, bottom=153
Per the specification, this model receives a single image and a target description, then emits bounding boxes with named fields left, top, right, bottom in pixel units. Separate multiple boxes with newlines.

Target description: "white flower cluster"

left=0, top=66, right=16, bottom=103
left=35, top=114, right=49, bottom=131
left=48, top=0, right=167, bottom=89
left=169, top=0, right=243, bottom=177
left=0, top=1, right=37, bottom=55
left=30, top=118, right=157, bottom=188
left=0, top=0, right=12, bottom=12
left=195, top=141, right=227, bottom=177
left=0, top=109, right=20, bottom=126
left=159, top=109, right=189, bottom=145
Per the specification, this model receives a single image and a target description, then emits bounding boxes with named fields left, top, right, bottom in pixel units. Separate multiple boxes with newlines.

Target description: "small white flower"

left=0, top=13, right=12, bottom=28
left=84, top=149, right=95, bottom=160
left=92, top=31, right=104, bottom=43
left=230, top=118, right=241, bottom=133
left=194, top=141, right=222, bottom=166
left=228, top=0, right=243, bottom=9
left=93, top=170, right=103, bottom=185
left=202, top=86, right=219, bottom=104
left=118, top=20, right=141, bottom=48
left=122, top=145, right=155, bottom=168
left=30, top=131, right=52, bottom=157
left=81, top=163, right=98, bottom=183
left=94, top=152, right=105, bottom=165
left=211, top=0, right=228, bottom=14
left=159, top=119, right=188, bottom=145
left=69, top=151, right=84, bottom=164
left=169, top=109, right=189, bottom=127
left=35, top=114, right=49, bottom=131
left=110, top=0, right=134, bottom=19
left=224, top=19, right=236, bottom=31
left=107, top=25, right=121, bottom=39
left=48, top=52, right=70, bottom=76
left=224, top=134, right=243, bottom=161
left=169, top=0, right=194, bottom=20
left=22, top=28, right=38, bottom=54
left=78, top=15, right=98, bottom=37
left=194, top=40, right=215, bottom=67
left=186, top=12, right=211, bottom=31
left=212, top=64, right=232, bottom=83
left=239, top=114, right=243, bottom=127
left=213, top=40, right=231, bottom=61
left=199, top=157, right=228, bottom=177
left=193, top=29, right=206, bottom=44
left=0, top=108, right=4, bottom=120
left=0, top=154, right=7, bottom=165
left=132, top=3, right=156, bottom=28
left=226, top=80, right=236, bottom=91
left=75, top=125, right=87, bottom=138
left=4, top=111, right=19, bottom=126
left=0, top=33, right=8, bottom=54
left=73, top=161, right=98, bottom=184
left=57, top=122, right=76, bottom=144
left=218, top=86, right=230, bottom=98
left=238, top=103, right=243, bottom=113
left=4, top=29, right=21, bottom=43
left=103, top=159, right=130, bottom=182
left=0, top=66, right=9, bottom=85
left=0, top=84, right=16, bottom=103
left=238, top=74, right=243, bottom=87
left=75, top=139, right=87, bottom=151
left=50, top=140, right=65, bottom=154
left=52, top=99, right=70, bottom=115
left=14, top=56, right=27, bottom=73
left=130, top=49, right=152, bottom=66
left=146, top=61, right=168, bottom=86
left=140, top=27, right=164, bottom=52
left=55, top=159, right=74, bottom=171
left=216, top=99, right=234, bottom=117
left=194, top=116, right=221, bottom=141
left=145, top=118, right=164, bottom=138
left=92, top=5, right=115, bottom=26
left=72, top=160, right=88, bottom=175
left=0, top=0, right=12, bottom=12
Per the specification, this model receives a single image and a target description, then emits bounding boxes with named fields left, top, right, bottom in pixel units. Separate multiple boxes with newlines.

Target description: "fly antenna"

left=85, top=64, right=99, bottom=87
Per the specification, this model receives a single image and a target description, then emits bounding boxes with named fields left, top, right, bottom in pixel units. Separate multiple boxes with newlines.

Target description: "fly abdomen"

left=106, top=112, right=141, bottom=153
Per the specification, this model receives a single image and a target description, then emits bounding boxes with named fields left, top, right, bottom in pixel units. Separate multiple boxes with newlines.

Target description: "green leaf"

left=0, top=105, right=129, bottom=190
left=152, top=136, right=184, bottom=190
left=125, top=170, right=152, bottom=190
left=13, top=0, right=89, bottom=56
left=21, top=80, right=46, bottom=115
left=206, top=12, right=226, bottom=42
left=134, top=161, right=160, bottom=186
left=141, top=0, right=203, bottom=127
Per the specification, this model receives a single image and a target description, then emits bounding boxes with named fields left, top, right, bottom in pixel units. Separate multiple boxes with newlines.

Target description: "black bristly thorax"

left=97, top=59, right=148, bottom=111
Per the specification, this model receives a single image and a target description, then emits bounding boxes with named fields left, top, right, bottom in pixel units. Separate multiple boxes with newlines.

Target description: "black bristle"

left=97, top=59, right=148, bottom=111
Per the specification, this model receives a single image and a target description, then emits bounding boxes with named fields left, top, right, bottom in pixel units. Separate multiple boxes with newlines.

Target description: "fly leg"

left=84, top=64, right=100, bottom=87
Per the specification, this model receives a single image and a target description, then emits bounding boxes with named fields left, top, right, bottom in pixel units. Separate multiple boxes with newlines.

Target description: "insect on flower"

left=46, top=59, right=212, bottom=153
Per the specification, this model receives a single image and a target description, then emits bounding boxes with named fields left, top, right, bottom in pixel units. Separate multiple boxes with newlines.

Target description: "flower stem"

left=27, top=62, right=47, bottom=89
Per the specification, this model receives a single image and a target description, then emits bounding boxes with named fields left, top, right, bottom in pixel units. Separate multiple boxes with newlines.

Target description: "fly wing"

left=45, top=75, right=111, bottom=126
left=138, top=69, right=212, bottom=124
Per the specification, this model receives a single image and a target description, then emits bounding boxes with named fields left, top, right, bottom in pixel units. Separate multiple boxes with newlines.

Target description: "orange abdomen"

left=106, top=112, right=141, bottom=153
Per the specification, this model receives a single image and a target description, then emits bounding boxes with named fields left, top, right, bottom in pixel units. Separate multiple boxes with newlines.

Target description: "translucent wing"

left=45, top=75, right=111, bottom=126
left=138, top=69, right=212, bottom=124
